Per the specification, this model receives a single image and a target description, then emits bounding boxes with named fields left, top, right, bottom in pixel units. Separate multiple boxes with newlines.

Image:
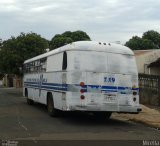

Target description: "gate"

left=139, top=74, right=160, bottom=106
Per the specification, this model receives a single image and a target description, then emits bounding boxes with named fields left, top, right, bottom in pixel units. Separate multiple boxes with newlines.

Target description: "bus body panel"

left=64, top=71, right=139, bottom=113
left=23, top=41, right=141, bottom=114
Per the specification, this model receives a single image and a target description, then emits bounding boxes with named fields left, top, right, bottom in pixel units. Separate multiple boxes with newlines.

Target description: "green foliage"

left=50, top=30, right=91, bottom=50
left=0, top=30, right=91, bottom=75
left=125, top=30, right=160, bottom=50
left=50, top=35, right=72, bottom=50
left=0, top=32, right=49, bottom=75
left=142, top=30, right=160, bottom=49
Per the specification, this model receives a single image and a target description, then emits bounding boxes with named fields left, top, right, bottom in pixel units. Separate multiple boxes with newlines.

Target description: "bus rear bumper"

left=118, top=105, right=142, bottom=114
left=68, top=104, right=142, bottom=114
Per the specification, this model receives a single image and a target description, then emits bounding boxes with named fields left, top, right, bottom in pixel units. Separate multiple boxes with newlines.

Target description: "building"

left=147, top=58, right=160, bottom=75
left=134, top=49, right=160, bottom=75
left=1, top=74, right=22, bottom=87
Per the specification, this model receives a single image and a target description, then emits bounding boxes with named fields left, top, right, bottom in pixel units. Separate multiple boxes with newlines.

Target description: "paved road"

left=0, top=88, right=159, bottom=145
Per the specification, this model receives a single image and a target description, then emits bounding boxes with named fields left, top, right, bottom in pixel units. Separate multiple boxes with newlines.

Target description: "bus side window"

left=40, top=58, right=47, bottom=72
left=62, top=51, right=67, bottom=70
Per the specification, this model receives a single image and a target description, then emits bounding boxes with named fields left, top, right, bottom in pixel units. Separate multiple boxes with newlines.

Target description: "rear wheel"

left=25, top=88, right=34, bottom=105
left=47, top=93, right=59, bottom=117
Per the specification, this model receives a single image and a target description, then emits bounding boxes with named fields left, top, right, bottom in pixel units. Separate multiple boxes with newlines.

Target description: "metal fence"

left=139, top=74, right=160, bottom=106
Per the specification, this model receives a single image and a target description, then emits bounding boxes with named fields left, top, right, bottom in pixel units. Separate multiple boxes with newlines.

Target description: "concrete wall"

left=2, top=74, right=22, bottom=87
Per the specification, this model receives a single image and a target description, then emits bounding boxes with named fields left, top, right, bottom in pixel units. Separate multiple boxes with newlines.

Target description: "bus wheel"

left=27, top=98, right=34, bottom=105
left=93, top=112, right=112, bottom=119
left=25, top=88, right=34, bottom=105
left=47, top=93, right=59, bottom=117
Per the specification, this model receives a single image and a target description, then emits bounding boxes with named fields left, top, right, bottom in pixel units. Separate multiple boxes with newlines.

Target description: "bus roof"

left=24, top=41, right=134, bottom=64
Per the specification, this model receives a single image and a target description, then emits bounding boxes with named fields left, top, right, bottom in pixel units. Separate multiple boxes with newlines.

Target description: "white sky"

left=0, top=0, right=160, bottom=44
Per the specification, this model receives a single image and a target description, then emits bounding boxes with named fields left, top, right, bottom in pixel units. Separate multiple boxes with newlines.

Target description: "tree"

left=125, top=30, right=160, bottom=50
left=125, top=36, right=155, bottom=50
left=0, top=32, right=49, bottom=75
left=142, top=30, right=160, bottom=49
left=50, top=30, right=91, bottom=50
left=71, top=31, right=90, bottom=41
left=50, top=35, right=72, bottom=50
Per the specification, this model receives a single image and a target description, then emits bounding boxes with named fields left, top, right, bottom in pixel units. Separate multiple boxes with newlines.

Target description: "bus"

left=23, top=41, right=141, bottom=118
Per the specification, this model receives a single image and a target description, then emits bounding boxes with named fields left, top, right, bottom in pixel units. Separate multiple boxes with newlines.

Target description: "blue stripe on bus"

left=101, top=90, right=117, bottom=93
left=102, top=86, right=117, bottom=90
left=41, top=86, right=67, bottom=91
left=118, top=87, right=126, bottom=90
left=24, top=82, right=67, bottom=87
left=76, top=85, right=117, bottom=90
left=132, top=88, right=139, bottom=91
left=87, top=85, right=101, bottom=88
left=24, top=85, right=67, bottom=91
left=42, top=82, right=68, bottom=87
left=24, top=82, right=139, bottom=93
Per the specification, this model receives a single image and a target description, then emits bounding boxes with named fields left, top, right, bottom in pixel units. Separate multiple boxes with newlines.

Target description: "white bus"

left=23, top=41, right=141, bottom=118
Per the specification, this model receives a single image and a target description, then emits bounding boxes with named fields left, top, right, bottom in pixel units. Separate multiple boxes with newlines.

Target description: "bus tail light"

left=133, top=97, right=136, bottom=102
left=80, top=89, right=85, bottom=94
left=80, top=82, right=85, bottom=87
left=80, top=95, right=85, bottom=100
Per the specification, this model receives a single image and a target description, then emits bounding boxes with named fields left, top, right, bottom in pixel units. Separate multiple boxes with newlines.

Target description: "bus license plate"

left=104, top=95, right=116, bottom=102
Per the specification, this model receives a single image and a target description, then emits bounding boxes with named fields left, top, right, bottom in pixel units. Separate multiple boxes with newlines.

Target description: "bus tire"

left=47, top=93, right=59, bottom=117
left=25, top=88, right=34, bottom=105
left=93, top=112, right=112, bottom=119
